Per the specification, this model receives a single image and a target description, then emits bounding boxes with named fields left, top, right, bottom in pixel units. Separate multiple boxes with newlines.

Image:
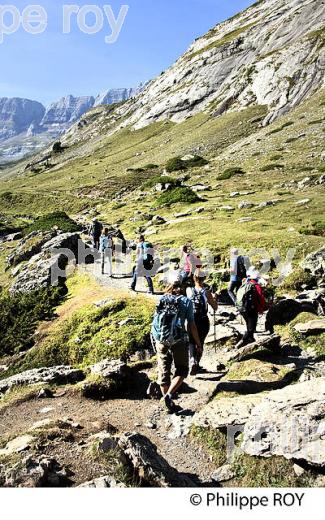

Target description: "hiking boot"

left=190, top=362, right=199, bottom=376
left=161, top=395, right=177, bottom=414
left=146, top=381, right=161, bottom=400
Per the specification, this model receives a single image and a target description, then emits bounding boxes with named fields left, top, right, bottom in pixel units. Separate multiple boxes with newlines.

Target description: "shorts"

left=156, top=340, right=189, bottom=387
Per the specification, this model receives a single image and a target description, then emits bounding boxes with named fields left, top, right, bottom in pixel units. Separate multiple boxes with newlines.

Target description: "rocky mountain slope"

left=0, top=98, right=45, bottom=141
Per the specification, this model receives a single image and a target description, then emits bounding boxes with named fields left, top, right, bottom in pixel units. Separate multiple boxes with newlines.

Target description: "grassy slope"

left=0, top=90, right=324, bottom=264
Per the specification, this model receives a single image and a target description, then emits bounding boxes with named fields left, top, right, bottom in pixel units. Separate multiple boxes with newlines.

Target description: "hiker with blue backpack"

left=130, top=235, right=155, bottom=295
left=99, top=228, right=113, bottom=276
left=151, top=276, right=202, bottom=413
left=187, top=269, right=218, bottom=375
left=228, top=248, right=250, bottom=305
left=235, top=267, right=267, bottom=348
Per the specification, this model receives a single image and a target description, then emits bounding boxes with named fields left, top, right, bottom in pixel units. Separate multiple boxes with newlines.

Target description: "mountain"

left=40, top=95, right=95, bottom=127
left=0, top=98, right=45, bottom=141
left=0, top=86, right=144, bottom=163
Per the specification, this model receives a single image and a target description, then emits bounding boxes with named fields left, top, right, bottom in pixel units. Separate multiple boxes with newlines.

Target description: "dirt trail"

left=0, top=263, right=268, bottom=486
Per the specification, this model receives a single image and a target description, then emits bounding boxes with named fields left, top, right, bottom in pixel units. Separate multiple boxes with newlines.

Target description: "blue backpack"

left=154, top=295, right=184, bottom=347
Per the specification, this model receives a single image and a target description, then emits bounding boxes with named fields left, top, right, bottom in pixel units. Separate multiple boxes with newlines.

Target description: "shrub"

left=166, top=155, right=209, bottom=173
left=318, top=165, right=325, bottom=173
left=22, top=212, right=80, bottom=236
left=217, top=167, right=245, bottom=180
left=166, top=157, right=187, bottom=173
left=0, top=287, right=65, bottom=358
left=156, top=187, right=200, bottom=206
left=260, top=164, right=284, bottom=172
left=300, top=221, right=325, bottom=237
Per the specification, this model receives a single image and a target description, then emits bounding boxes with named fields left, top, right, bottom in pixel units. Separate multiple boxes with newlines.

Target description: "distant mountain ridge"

left=0, top=84, right=145, bottom=162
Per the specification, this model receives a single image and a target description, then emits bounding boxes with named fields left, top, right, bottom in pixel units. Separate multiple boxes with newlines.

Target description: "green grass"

left=260, top=164, right=284, bottom=172
left=12, top=296, right=155, bottom=373
left=300, top=221, right=325, bottom=237
left=190, top=426, right=228, bottom=467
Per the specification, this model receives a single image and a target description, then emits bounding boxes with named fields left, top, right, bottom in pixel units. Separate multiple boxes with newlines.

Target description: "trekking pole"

left=214, top=310, right=217, bottom=354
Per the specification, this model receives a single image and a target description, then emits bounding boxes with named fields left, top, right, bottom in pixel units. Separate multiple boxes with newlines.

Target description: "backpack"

left=191, top=288, right=208, bottom=319
left=236, top=282, right=256, bottom=314
left=236, top=256, right=247, bottom=281
left=154, top=295, right=184, bottom=347
left=142, top=241, right=154, bottom=270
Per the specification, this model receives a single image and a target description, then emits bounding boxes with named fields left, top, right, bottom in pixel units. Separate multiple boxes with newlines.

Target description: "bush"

left=217, top=167, right=245, bottom=180
left=166, top=155, right=209, bottom=173
left=156, top=187, right=200, bottom=206
left=260, top=164, right=284, bottom=172
left=165, top=157, right=187, bottom=173
left=318, top=165, right=325, bottom=173
left=300, top=221, right=325, bottom=237
left=22, top=212, right=80, bottom=236
left=0, top=287, right=65, bottom=358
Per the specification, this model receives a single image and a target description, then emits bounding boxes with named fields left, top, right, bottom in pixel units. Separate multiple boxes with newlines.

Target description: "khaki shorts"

left=156, top=340, right=189, bottom=387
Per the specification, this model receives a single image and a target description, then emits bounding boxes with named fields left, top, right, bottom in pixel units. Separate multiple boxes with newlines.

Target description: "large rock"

left=265, top=299, right=317, bottom=333
left=294, top=319, right=325, bottom=336
left=7, top=230, right=56, bottom=267
left=226, top=335, right=281, bottom=362
left=193, top=394, right=262, bottom=429
left=78, top=476, right=126, bottom=488
left=118, top=433, right=197, bottom=487
left=0, top=456, right=72, bottom=487
left=0, top=366, right=85, bottom=395
left=301, top=246, right=325, bottom=281
left=0, top=435, right=34, bottom=457
left=242, top=378, right=325, bottom=468
left=90, top=359, right=128, bottom=379
left=10, top=232, right=80, bottom=293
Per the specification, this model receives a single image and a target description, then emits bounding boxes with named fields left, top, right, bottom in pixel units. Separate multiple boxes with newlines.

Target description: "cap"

left=247, top=267, right=260, bottom=280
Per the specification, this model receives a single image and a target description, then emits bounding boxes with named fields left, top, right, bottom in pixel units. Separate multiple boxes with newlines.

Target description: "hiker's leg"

left=228, top=281, right=237, bottom=305
left=101, top=252, right=105, bottom=274
left=156, top=342, right=172, bottom=397
left=244, top=313, right=257, bottom=344
left=108, top=250, right=113, bottom=276
left=197, top=317, right=210, bottom=363
left=170, top=342, right=189, bottom=396
left=131, top=269, right=137, bottom=290
left=146, top=275, right=154, bottom=294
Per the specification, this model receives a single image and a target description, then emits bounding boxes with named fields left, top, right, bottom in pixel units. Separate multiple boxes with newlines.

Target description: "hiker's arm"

left=207, top=290, right=218, bottom=311
left=188, top=321, right=202, bottom=350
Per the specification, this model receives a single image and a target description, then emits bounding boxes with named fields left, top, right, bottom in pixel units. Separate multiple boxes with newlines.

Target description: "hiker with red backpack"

left=151, top=276, right=202, bottom=413
left=235, top=268, right=267, bottom=348
left=187, top=269, right=218, bottom=375
left=228, top=248, right=250, bottom=305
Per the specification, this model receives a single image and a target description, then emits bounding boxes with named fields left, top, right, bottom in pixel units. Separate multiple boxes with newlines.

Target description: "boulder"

left=118, top=432, right=197, bottom=487
left=211, top=464, right=235, bottom=483
left=151, top=215, right=166, bottom=225
left=294, top=319, right=325, bottom=336
left=0, top=435, right=34, bottom=457
left=7, top=230, right=56, bottom=267
left=90, top=359, right=128, bottom=379
left=299, top=362, right=325, bottom=382
left=0, top=366, right=85, bottom=395
left=220, top=206, right=235, bottom=212
left=194, top=394, right=262, bottom=429
left=242, top=378, right=325, bottom=468
left=10, top=232, right=81, bottom=293
left=0, top=456, right=72, bottom=487
left=258, top=200, right=280, bottom=208
left=265, top=299, right=317, bottom=333
left=301, top=246, right=325, bottom=281
left=78, top=476, right=126, bottom=488
left=238, top=201, right=255, bottom=210
left=191, top=184, right=211, bottom=192
left=296, top=199, right=311, bottom=206
left=226, top=335, right=281, bottom=362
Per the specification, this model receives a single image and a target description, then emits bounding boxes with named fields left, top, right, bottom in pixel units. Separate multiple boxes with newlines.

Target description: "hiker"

left=179, top=245, right=202, bottom=288
left=228, top=248, right=249, bottom=305
left=99, top=228, right=113, bottom=276
left=151, top=278, right=202, bottom=413
left=130, top=235, right=154, bottom=295
left=236, top=267, right=267, bottom=348
left=187, top=269, right=218, bottom=375
left=90, top=218, right=103, bottom=250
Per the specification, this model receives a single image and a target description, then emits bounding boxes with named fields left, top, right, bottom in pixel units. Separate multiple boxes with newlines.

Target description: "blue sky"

left=0, top=0, right=255, bottom=106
